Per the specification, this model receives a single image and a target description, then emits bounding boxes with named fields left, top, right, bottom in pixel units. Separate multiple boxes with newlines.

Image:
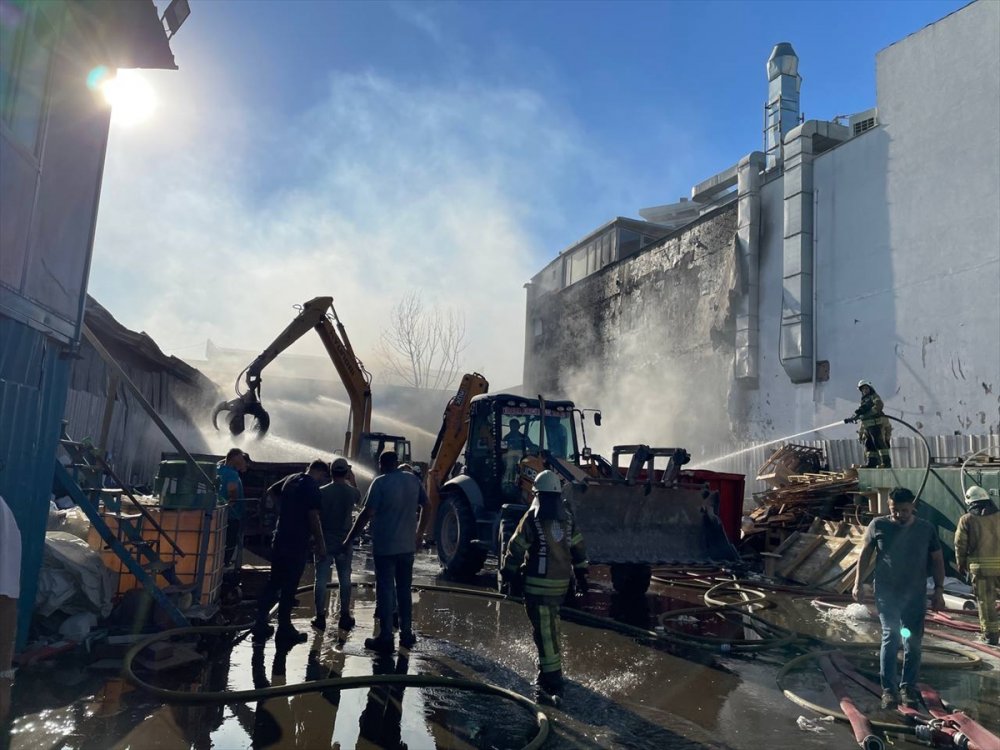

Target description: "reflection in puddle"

left=7, top=564, right=999, bottom=750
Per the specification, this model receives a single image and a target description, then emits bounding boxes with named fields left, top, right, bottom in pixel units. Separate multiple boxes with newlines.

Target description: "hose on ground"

left=123, top=618, right=549, bottom=750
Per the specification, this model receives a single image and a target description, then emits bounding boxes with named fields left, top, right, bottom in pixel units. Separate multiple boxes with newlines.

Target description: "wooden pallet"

left=769, top=530, right=868, bottom=590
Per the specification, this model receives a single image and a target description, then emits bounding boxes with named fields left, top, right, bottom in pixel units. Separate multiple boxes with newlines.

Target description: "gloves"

left=574, top=569, right=589, bottom=595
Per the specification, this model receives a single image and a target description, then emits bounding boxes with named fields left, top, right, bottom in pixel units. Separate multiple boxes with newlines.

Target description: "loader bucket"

left=564, top=481, right=738, bottom=565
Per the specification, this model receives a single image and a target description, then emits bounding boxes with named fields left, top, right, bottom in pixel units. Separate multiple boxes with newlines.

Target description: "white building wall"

left=744, top=0, right=1000, bottom=444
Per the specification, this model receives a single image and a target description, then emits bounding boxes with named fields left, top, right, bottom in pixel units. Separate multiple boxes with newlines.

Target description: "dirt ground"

left=4, top=549, right=998, bottom=749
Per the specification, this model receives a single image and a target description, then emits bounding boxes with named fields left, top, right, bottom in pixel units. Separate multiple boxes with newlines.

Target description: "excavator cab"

left=356, top=432, right=412, bottom=471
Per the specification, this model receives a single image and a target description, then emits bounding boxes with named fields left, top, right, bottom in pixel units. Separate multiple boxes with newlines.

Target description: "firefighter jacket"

left=502, top=504, right=588, bottom=604
left=955, top=507, right=1000, bottom=576
left=854, top=391, right=891, bottom=438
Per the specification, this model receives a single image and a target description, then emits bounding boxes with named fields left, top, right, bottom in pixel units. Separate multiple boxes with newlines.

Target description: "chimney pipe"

left=765, top=42, right=801, bottom=171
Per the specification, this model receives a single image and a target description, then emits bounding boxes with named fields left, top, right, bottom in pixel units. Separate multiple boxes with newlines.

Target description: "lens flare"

left=99, top=69, right=157, bottom=126
left=900, top=626, right=912, bottom=639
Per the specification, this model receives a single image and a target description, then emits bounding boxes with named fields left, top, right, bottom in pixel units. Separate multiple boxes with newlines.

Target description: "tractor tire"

left=435, top=492, right=487, bottom=581
left=610, top=563, right=652, bottom=596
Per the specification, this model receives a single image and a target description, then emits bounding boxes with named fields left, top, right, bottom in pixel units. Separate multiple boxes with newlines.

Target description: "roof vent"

left=848, top=108, right=878, bottom=137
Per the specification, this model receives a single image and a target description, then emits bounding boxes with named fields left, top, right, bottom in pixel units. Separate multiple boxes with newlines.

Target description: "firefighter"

left=955, top=485, right=1000, bottom=645
left=500, top=470, right=588, bottom=704
left=845, top=379, right=892, bottom=468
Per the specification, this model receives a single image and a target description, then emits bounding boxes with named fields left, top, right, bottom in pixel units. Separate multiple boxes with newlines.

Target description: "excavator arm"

left=212, top=296, right=372, bottom=456
left=422, top=372, right=489, bottom=539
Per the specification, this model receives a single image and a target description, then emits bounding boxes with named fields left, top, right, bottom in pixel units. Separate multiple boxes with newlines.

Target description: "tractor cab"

left=464, top=394, right=577, bottom=508
left=357, top=432, right=412, bottom=471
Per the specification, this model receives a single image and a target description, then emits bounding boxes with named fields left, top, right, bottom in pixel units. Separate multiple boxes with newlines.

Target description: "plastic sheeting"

left=35, top=531, right=114, bottom=618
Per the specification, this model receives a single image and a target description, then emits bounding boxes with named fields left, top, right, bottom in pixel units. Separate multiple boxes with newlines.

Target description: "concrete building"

left=523, top=1, right=999, bottom=476
left=0, top=0, right=183, bottom=648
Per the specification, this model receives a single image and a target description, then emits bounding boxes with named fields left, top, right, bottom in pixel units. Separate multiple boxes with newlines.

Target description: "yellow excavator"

left=211, top=296, right=411, bottom=467
left=423, top=388, right=739, bottom=594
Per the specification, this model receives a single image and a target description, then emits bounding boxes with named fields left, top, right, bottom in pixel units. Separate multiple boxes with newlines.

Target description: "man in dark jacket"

left=501, top=470, right=588, bottom=704
left=252, top=459, right=328, bottom=643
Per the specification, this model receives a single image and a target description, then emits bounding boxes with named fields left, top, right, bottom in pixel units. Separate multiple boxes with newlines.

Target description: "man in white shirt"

left=1, top=495, right=22, bottom=723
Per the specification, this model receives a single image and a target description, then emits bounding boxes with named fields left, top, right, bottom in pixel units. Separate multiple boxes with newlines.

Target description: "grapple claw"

left=211, top=394, right=270, bottom=437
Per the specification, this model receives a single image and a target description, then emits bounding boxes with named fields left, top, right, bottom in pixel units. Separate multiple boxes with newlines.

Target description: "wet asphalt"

left=4, top=548, right=998, bottom=750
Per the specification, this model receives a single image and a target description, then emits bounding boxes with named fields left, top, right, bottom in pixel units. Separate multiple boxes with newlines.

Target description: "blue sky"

left=90, top=0, right=967, bottom=387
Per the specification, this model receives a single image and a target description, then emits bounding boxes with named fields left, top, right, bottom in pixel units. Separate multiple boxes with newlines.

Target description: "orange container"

left=87, top=503, right=228, bottom=607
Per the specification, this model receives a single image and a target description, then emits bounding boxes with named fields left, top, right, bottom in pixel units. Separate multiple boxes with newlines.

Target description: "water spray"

left=695, top=421, right=846, bottom=467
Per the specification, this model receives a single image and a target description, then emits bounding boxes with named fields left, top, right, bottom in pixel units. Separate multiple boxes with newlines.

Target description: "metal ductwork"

left=734, top=151, right=765, bottom=381
left=765, top=42, right=801, bottom=171
left=779, top=120, right=849, bottom=383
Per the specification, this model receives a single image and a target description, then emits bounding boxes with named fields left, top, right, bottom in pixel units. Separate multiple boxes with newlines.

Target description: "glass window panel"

left=619, top=228, right=641, bottom=258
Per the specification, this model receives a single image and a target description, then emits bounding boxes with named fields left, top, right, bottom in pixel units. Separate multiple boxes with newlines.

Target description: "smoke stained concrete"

left=526, top=205, right=744, bottom=455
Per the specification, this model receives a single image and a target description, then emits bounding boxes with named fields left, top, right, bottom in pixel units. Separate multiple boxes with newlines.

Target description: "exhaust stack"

left=765, top=42, right=801, bottom=171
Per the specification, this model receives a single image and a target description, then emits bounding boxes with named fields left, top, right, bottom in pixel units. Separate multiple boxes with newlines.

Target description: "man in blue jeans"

left=345, top=450, right=428, bottom=653
left=854, top=487, right=946, bottom=709
left=312, top=457, right=360, bottom=632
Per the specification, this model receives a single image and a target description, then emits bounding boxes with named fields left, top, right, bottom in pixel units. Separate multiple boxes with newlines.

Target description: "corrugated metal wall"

left=61, top=339, right=214, bottom=488
left=0, top=318, right=72, bottom=649
left=704, top=433, right=1000, bottom=500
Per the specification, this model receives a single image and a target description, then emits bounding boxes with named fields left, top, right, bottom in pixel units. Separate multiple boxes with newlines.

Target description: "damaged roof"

left=84, top=295, right=212, bottom=388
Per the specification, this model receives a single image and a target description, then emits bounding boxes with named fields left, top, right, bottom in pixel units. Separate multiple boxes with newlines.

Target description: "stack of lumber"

left=747, top=468, right=861, bottom=530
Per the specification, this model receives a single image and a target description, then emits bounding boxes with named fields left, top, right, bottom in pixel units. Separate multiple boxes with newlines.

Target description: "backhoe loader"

left=211, top=296, right=411, bottom=470
left=426, top=392, right=739, bottom=594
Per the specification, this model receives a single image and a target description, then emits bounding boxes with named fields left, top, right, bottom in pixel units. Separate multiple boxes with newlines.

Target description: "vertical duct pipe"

left=780, top=121, right=848, bottom=383
left=735, top=152, right=765, bottom=382
left=765, top=43, right=801, bottom=171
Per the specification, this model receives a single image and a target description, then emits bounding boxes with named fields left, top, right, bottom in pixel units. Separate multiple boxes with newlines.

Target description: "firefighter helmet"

left=533, top=470, right=562, bottom=494
left=857, top=379, right=873, bottom=391
left=965, top=485, right=990, bottom=505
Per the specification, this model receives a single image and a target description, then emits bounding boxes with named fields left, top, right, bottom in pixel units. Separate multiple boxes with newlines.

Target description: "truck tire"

left=610, top=563, right=652, bottom=596
left=435, top=491, right=487, bottom=580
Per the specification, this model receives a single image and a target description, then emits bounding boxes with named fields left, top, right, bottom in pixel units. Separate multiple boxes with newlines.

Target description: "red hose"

left=919, top=683, right=997, bottom=750
left=817, top=654, right=885, bottom=750
left=926, top=628, right=1000, bottom=657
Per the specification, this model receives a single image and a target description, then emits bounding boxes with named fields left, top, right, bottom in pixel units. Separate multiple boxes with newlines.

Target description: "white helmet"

left=965, top=486, right=990, bottom=505
left=858, top=379, right=873, bottom=391
left=533, top=470, right=562, bottom=494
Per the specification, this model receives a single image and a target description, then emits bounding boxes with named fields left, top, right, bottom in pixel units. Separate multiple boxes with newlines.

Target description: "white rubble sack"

left=35, top=532, right=115, bottom=619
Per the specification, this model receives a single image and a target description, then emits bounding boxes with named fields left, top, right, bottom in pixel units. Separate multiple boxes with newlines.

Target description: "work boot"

left=364, top=636, right=394, bottom=654
left=311, top=616, right=326, bottom=631
left=276, top=624, right=308, bottom=644
left=338, top=614, right=356, bottom=631
left=400, top=631, right=417, bottom=649
left=983, top=632, right=998, bottom=646
left=251, top=623, right=274, bottom=642
left=901, top=687, right=922, bottom=709
left=880, top=690, right=899, bottom=710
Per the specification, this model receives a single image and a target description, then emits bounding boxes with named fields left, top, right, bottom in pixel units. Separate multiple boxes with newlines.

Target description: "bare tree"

left=378, top=291, right=467, bottom=390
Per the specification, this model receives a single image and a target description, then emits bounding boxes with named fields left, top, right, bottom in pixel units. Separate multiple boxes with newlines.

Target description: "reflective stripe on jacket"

left=955, top=510, right=1000, bottom=575
left=502, top=506, right=587, bottom=602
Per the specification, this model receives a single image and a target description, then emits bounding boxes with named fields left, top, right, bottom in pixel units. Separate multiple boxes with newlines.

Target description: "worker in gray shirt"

left=345, top=450, right=429, bottom=653
left=853, top=487, right=945, bottom=710
left=312, top=457, right=360, bottom=633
